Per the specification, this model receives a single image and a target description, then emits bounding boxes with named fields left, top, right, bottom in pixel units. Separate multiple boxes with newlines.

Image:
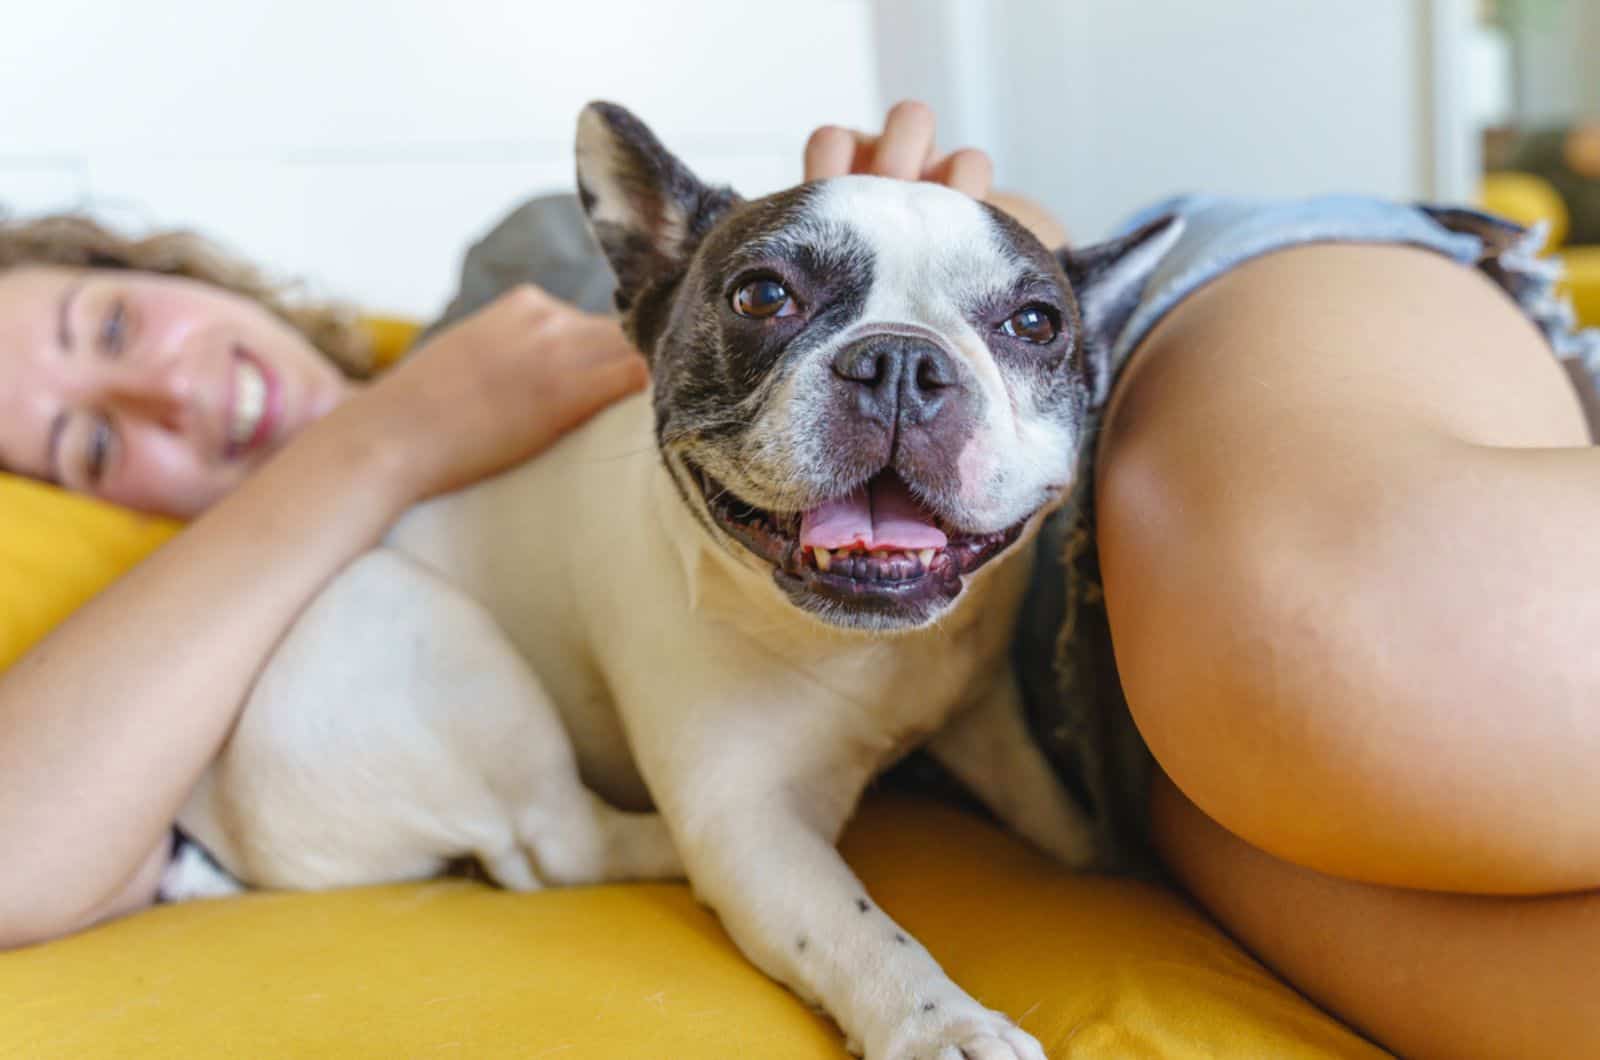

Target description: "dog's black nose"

left=831, top=335, right=958, bottom=426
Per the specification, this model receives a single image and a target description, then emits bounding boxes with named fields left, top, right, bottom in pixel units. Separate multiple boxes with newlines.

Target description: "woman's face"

left=0, top=266, right=352, bottom=518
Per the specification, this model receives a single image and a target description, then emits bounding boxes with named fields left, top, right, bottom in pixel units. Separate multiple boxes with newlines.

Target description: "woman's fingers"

left=925, top=147, right=995, bottom=201
left=870, top=100, right=938, bottom=179
left=804, top=125, right=858, bottom=181
left=805, top=102, right=936, bottom=182
left=803, top=102, right=994, bottom=203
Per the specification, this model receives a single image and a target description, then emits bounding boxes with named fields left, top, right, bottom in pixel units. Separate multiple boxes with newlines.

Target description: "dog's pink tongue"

left=800, top=476, right=948, bottom=551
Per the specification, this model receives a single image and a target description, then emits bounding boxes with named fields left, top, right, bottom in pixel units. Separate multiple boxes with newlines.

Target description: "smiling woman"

left=0, top=215, right=373, bottom=517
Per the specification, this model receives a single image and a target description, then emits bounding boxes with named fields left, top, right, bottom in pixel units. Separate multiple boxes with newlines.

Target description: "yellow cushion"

left=0, top=476, right=179, bottom=670
left=0, top=796, right=1381, bottom=1058
left=362, top=315, right=422, bottom=370
left=1561, top=245, right=1600, bottom=329
left=1479, top=171, right=1571, bottom=251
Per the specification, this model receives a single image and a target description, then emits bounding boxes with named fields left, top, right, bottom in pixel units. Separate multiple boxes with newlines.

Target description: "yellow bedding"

left=0, top=797, right=1382, bottom=1058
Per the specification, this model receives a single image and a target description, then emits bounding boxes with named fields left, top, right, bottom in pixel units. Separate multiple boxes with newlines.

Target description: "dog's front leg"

left=666, top=784, right=1045, bottom=1060
left=926, top=669, right=1096, bottom=869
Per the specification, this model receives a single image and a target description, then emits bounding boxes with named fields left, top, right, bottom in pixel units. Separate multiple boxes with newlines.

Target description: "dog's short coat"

left=169, top=104, right=1179, bottom=1059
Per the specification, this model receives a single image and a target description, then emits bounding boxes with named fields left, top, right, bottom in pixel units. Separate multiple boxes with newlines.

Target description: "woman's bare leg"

left=1096, top=242, right=1600, bottom=894
left=1094, top=242, right=1600, bottom=1053
left=1151, top=769, right=1600, bottom=1060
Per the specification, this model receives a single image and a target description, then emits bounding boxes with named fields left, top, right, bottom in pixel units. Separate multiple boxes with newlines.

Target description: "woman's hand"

left=340, top=285, right=647, bottom=504
left=804, top=100, right=1067, bottom=248
left=804, top=100, right=994, bottom=196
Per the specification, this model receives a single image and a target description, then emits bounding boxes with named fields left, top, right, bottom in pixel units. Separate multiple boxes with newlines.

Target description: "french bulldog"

left=169, top=103, right=1180, bottom=1059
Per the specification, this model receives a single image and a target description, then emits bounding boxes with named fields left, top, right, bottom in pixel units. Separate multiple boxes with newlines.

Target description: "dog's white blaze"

left=815, top=176, right=1017, bottom=358
left=804, top=177, right=1074, bottom=528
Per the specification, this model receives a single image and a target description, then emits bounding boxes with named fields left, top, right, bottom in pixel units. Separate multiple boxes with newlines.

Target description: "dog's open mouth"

left=688, top=463, right=1026, bottom=616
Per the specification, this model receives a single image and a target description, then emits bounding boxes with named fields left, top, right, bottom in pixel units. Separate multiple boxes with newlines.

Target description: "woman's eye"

left=85, top=416, right=114, bottom=484
left=1001, top=304, right=1059, bottom=344
left=100, top=300, right=127, bottom=355
left=732, top=277, right=797, bottom=319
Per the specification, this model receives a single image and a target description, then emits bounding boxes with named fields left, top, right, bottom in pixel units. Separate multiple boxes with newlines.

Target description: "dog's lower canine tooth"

left=814, top=547, right=832, bottom=572
left=918, top=549, right=935, bottom=567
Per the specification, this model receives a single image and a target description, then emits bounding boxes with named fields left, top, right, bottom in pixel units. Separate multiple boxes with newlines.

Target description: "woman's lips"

left=224, top=346, right=282, bottom=460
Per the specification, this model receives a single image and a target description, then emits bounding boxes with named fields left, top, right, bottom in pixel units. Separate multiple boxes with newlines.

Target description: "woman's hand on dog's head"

left=803, top=100, right=1066, bottom=247
left=803, top=99, right=995, bottom=200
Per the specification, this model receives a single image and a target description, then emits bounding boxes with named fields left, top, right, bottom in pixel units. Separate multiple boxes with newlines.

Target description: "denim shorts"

left=1014, top=195, right=1600, bottom=876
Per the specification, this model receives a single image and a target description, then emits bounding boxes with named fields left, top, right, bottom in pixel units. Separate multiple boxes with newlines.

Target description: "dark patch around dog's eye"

left=649, top=184, right=877, bottom=459
left=732, top=275, right=797, bottom=319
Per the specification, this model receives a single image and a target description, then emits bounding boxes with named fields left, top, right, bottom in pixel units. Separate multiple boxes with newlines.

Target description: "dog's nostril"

left=832, top=346, right=888, bottom=387
left=913, top=352, right=953, bottom=392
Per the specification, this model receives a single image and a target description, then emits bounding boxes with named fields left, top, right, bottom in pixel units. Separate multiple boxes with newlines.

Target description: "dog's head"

left=575, top=102, right=1178, bottom=632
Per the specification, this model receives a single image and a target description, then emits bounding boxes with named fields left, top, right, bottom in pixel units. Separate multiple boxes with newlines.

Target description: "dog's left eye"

left=732, top=277, right=797, bottom=319
left=1000, top=304, right=1059, bottom=344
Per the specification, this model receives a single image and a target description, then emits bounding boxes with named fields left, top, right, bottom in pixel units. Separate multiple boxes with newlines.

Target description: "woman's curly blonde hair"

left=0, top=212, right=375, bottom=378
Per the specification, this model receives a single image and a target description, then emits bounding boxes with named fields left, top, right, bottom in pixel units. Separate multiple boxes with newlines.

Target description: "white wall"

left=877, top=0, right=1437, bottom=241
left=2, top=0, right=1452, bottom=315
left=0, top=0, right=880, bottom=317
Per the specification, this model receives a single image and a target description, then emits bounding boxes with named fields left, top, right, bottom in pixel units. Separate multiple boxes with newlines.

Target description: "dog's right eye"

left=732, top=277, right=797, bottom=319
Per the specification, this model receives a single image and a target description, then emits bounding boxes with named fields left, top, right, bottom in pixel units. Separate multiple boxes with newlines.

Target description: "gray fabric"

left=421, top=193, right=617, bottom=343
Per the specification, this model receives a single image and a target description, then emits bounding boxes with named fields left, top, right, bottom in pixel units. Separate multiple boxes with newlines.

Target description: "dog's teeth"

left=814, top=547, right=832, bottom=572
left=918, top=549, right=935, bottom=567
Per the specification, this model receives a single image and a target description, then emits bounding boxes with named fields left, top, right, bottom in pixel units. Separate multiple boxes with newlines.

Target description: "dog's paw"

left=879, top=1003, right=1046, bottom=1060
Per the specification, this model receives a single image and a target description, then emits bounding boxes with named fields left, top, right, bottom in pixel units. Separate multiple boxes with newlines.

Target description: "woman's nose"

left=104, top=362, right=196, bottom=433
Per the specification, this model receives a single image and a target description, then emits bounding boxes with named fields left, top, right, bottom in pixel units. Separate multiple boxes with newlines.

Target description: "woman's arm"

left=0, top=286, right=644, bottom=948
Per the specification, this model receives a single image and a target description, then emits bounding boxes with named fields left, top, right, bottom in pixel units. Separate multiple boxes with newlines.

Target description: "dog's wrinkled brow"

left=1002, top=269, right=1069, bottom=303
left=721, top=225, right=869, bottom=279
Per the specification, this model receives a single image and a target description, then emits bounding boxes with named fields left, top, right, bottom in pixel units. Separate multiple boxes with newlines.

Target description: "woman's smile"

left=225, top=347, right=283, bottom=460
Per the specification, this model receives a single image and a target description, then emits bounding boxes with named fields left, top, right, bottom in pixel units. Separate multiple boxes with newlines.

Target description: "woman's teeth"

left=231, top=360, right=267, bottom=446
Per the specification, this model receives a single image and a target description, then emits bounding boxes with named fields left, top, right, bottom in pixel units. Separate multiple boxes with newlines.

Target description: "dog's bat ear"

left=576, top=101, right=740, bottom=314
left=1056, top=214, right=1184, bottom=404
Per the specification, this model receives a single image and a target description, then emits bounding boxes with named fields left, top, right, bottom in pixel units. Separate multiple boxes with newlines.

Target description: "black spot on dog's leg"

left=893, top=932, right=908, bottom=945
left=856, top=898, right=871, bottom=913
left=796, top=935, right=808, bottom=953
left=922, top=1001, right=937, bottom=1013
